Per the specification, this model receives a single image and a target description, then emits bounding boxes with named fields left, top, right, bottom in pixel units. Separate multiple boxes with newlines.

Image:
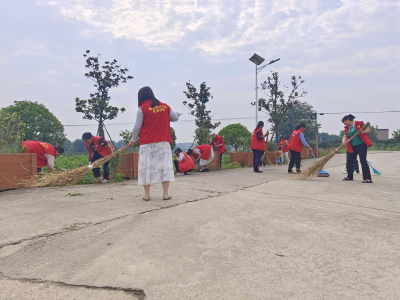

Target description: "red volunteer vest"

left=178, top=152, right=195, bottom=173
left=84, top=136, right=113, bottom=160
left=288, top=129, right=304, bottom=153
left=211, top=135, right=226, bottom=154
left=139, top=99, right=172, bottom=145
left=192, top=145, right=212, bottom=160
left=344, top=121, right=373, bottom=153
left=22, top=140, right=56, bottom=168
left=250, top=128, right=266, bottom=151
left=279, top=139, right=289, bottom=152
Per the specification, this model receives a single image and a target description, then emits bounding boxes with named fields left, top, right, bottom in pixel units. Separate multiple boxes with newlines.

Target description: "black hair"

left=256, top=121, right=264, bottom=129
left=295, top=123, right=307, bottom=130
left=342, top=114, right=356, bottom=122
left=82, top=132, right=92, bottom=139
left=278, top=147, right=282, bottom=150
left=279, top=136, right=284, bottom=139
left=174, top=148, right=182, bottom=154
left=55, top=146, right=64, bottom=154
left=186, top=149, right=193, bottom=156
left=138, top=86, right=160, bottom=108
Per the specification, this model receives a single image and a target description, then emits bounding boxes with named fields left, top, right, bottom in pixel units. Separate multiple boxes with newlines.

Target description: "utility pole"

left=311, top=113, right=319, bottom=156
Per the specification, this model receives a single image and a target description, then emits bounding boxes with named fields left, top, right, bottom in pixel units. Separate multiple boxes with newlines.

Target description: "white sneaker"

left=176, top=173, right=183, bottom=176
left=101, top=179, right=109, bottom=183
left=342, top=170, right=347, bottom=174
left=94, top=178, right=101, bottom=183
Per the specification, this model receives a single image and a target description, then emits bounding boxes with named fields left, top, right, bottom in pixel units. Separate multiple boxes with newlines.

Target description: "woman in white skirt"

left=187, top=144, right=215, bottom=172
left=128, top=86, right=180, bottom=201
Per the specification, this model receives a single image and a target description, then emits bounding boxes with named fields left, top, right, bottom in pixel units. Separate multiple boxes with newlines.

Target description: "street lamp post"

left=249, top=54, right=280, bottom=126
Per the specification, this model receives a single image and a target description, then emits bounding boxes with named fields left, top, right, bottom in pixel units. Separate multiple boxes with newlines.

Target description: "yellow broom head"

left=23, top=145, right=130, bottom=188
left=298, top=122, right=370, bottom=180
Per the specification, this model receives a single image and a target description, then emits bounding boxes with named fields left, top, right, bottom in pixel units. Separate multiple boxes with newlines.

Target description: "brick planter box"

left=230, top=152, right=247, bottom=167
left=0, top=153, right=37, bottom=191
left=114, top=153, right=135, bottom=179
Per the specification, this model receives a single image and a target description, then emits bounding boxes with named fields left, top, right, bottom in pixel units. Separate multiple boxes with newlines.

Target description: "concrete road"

left=1, top=151, right=399, bottom=300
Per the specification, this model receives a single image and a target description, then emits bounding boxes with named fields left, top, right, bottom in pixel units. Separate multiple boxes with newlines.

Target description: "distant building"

left=376, top=125, right=389, bottom=140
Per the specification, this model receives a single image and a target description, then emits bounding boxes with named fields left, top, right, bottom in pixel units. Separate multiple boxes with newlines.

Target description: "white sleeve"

left=193, top=148, right=201, bottom=156
left=44, top=154, right=55, bottom=168
left=178, top=153, right=185, bottom=161
left=169, top=108, right=179, bottom=122
left=131, top=108, right=144, bottom=142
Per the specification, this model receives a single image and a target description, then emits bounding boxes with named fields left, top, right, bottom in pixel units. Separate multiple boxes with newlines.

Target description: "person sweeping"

left=174, top=148, right=194, bottom=176
left=341, top=114, right=373, bottom=183
left=82, top=132, right=114, bottom=183
left=210, top=132, right=226, bottom=168
left=288, top=123, right=313, bottom=174
left=187, top=144, right=215, bottom=172
left=250, top=121, right=269, bottom=173
left=128, top=86, right=181, bottom=201
left=21, top=140, right=64, bottom=173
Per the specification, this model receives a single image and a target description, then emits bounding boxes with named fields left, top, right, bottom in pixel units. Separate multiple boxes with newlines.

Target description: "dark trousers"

left=219, top=153, right=223, bottom=167
left=288, top=150, right=301, bottom=171
left=353, top=157, right=360, bottom=173
left=91, top=152, right=109, bottom=180
left=252, top=150, right=264, bottom=172
left=347, top=143, right=371, bottom=180
left=174, top=160, right=179, bottom=173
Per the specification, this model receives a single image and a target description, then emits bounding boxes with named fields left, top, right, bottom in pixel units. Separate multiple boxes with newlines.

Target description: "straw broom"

left=25, top=145, right=130, bottom=188
left=298, top=122, right=370, bottom=179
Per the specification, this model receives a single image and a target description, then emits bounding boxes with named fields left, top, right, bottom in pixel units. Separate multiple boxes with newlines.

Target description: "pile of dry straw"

left=25, top=145, right=130, bottom=188
left=298, top=122, right=370, bottom=179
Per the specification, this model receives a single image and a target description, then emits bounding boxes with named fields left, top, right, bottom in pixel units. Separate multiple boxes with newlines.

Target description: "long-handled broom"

left=25, top=145, right=130, bottom=188
left=298, top=122, right=370, bottom=179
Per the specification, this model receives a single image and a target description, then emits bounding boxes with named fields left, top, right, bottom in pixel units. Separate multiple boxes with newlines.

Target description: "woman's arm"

left=342, top=135, right=348, bottom=146
left=130, top=108, right=143, bottom=143
left=169, top=108, right=180, bottom=122
left=299, top=132, right=312, bottom=150
left=263, top=131, right=269, bottom=138
left=360, top=128, right=370, bottom=134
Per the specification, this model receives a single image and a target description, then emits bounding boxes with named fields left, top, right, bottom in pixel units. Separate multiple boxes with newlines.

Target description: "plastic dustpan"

left=311, top=153, right=330, bottom=177
left=317, top=170, right=330, bottom=177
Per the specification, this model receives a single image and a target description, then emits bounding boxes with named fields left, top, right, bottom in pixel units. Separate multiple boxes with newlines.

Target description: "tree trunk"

left=98, top=108, right=105, bottom=137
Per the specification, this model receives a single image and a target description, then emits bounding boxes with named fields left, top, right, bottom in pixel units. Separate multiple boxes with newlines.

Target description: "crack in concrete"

left=0, top=271, right=145, bottom=299
left=249, top=190, right=400, bottom=214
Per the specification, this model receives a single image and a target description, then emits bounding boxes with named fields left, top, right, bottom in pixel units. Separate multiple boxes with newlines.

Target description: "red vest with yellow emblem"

left=139, top=100, right=172, bottom=145
left=84, top=136, right=113, bottom=160
left=22, top=140, right=56, bottom=168
left=344, top=121, right=373, bottom=153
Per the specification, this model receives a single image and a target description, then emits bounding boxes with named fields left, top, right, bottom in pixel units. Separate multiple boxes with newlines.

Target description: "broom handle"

left=90, top=144, right=131, bottom=169
left=334, top=122, right=371, bottom=153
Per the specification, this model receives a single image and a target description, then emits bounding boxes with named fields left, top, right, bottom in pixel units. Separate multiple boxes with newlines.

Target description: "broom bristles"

left=23, top=145, right=130, bottom=188
left=299, top=122, right=370, bottom=179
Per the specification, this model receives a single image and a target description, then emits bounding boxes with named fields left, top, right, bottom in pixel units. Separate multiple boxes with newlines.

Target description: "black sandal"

left=343, top=177, right=353, bottom=181
left=362, top=179, right=373, bottom=183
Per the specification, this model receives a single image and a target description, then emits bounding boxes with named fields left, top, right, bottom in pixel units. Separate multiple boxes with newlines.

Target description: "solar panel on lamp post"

left=249, top=54, right=280, bottom=127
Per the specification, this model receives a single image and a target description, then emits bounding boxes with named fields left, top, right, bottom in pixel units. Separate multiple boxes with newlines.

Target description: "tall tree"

left=75, top=50, right=133, bottom=137
left=218, top=124, right=251, bottom=152
left=0, top=110, right=25, bottom=153
left=279, top=101, right=321, bottom=141
left=392, top=129, right=400, bottom=143
left=1, top=100, right=66, bottom=145
left=253, top=72, right=307, bottom=144
left=183, top=82, right=220, bottom=145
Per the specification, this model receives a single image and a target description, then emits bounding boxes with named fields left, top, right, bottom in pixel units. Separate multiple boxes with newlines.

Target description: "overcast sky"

left=1, top=0, right=399, bottom=143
